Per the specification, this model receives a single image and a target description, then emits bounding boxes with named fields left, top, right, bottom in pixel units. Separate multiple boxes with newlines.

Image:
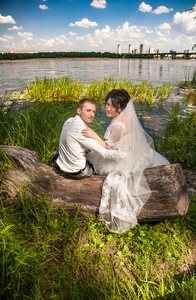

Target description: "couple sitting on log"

left=50, top=89, right=170, bottom=233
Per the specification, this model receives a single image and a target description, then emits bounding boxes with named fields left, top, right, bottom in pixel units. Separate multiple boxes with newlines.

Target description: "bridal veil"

left=98, top=100, right=170, bottom=233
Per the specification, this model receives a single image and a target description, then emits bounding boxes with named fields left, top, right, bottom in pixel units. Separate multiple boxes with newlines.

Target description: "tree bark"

left=0, top=145, right=190, bottom=221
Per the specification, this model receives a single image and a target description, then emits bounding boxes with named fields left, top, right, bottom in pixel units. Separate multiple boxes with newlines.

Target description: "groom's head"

left=77, top=99, right=96, bottom=124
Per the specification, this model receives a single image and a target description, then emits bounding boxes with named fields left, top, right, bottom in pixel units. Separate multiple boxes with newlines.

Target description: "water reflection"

left=139, top=60, right=142, bottom=74
left=159, top=65, right=163, bottom=77
left=117, top=59, right=121, bottom=75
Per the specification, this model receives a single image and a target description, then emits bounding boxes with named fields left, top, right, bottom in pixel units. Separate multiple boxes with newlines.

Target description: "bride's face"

left=105, top=98, right=122, bottom=119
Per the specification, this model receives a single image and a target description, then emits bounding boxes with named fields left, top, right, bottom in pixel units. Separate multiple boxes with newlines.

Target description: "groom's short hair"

left=105, top=89, right=130, bottom=111
left=77, top=98, right=96, bottom=110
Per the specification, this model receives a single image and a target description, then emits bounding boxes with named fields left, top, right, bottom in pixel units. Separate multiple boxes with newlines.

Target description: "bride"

left=82, top=89, right=170, bottom=234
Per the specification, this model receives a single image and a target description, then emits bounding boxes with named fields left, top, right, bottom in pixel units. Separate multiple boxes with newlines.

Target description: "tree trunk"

left=0, top=145, right=190, bottom=221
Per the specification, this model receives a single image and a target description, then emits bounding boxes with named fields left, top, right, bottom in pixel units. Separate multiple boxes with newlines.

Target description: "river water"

left=1, top=58, right=195, bottom=138
left=0, top=58, right=196, bottom=94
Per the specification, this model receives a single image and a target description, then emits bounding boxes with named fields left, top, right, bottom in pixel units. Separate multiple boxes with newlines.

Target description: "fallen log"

left=0, top=145, right=190, bottom=222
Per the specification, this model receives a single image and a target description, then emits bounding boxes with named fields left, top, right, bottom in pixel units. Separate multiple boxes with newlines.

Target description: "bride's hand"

left=82, top=127, right=98, bottom=140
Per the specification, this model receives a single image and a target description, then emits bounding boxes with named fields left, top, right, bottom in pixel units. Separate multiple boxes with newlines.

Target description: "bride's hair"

left=105, top=89, right=130, bottom=112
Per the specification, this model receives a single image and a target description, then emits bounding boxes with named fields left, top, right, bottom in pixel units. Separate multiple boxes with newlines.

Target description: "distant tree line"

left=0, top=51, right=156, bottom=60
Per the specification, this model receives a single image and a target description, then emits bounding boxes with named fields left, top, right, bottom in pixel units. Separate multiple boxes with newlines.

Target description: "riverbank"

left=1, top=50, right=196, bottom=61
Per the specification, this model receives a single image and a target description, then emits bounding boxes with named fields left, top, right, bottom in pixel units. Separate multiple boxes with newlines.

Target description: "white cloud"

left=152, top=6, right=173, bottom=14
left=91, top=0, right=107, bottom=9
left=55, top=35, right=68, bottom=44
left=172, top=7, right=196, bottom=35
left=115, top=22, right=145, bottom=41
left=156, top=31, right=167, bottom=38
left=3, top=35, right=14, bottom=40
left=25, top=37, right=33, bottom=41
left=76, top=33, right=101, bottom=47
left=95, top=25, right=113, bottom=38
left=139, top=2, right=152, bottom=13
left=88, top=22, right=146, bottom=50
left=69, top=18, right=98, bottom=28
left=145, top=29, right=153, bottom=34
left=173, top=34, right=195, bottom=50
left=7, top=25, right=23, bottom=31
left=0, top=37, right=8, bottom=42
left=21, top=39, right=32, bottom=49
left=139, top=3, right=173, bottom=15
left=69, top=32, right=77, bottom=36
left=76, top=36, right=84, bottom=41
left=153, top=33, right=194, bottom=52
left=0, top=14, right=16, bottom=24
left=56, top=35, right=67, bottom=40
left=156, top=23, right=171, bottom=32
left=39, top=5, right=49, bottom=10
left=18, top=32, right=34, bottom=38
left=158, top=23, right=171, bottom=31
left=37, top=35, right=69, bottom=49
left=42, top=38, right=56, bottom=47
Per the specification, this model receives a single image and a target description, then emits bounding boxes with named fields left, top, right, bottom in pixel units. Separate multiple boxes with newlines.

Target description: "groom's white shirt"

left=57, top=115, right=120, bottom=173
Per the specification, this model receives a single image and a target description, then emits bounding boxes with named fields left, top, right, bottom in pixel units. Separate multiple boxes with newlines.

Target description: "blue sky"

left=0, top=0, right=196, bottom=53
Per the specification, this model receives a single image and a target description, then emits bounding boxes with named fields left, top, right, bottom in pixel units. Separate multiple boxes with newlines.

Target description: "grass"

left=0, top=77, right=196, bottom=299
left=0, top=192, right=195, bottom=299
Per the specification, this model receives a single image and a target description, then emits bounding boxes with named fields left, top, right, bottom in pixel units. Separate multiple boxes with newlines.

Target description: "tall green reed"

left=27, top=76, right=173, bottom=109
left=28, top=76, right=85, bottom=102
left=0, top=100, right=77, bottom=163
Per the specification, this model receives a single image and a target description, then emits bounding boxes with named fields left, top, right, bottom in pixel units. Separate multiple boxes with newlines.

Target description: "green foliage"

left=0, top=51, right=123, bottom=60
left=156, top=109, right=196, bottom=166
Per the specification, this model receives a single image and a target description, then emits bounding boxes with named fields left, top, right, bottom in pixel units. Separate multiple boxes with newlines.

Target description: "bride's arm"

left=82, top=127, right=107, bottom=149
left=109, top=124, right=124, bottom=144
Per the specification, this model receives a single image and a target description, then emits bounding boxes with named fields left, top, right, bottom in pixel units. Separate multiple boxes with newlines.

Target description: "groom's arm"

left=77, top=134, right=124, bottom=160
left=82, top=127, right=107, bottom=148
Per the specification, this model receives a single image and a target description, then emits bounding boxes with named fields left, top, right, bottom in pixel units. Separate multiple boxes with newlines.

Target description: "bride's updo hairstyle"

left=105, top=89, right=130, bottom=113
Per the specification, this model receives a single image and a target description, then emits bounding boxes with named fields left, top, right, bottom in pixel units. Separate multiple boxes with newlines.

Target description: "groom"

left=51, top=98, right=120, bottom=179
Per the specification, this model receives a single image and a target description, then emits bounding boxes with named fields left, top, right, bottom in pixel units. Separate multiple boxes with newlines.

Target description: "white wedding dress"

left=87, top=100, right=170, bottom=233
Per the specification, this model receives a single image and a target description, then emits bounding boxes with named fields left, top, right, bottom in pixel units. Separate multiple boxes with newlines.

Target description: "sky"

left=0, top=0, right=196, bottom=53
